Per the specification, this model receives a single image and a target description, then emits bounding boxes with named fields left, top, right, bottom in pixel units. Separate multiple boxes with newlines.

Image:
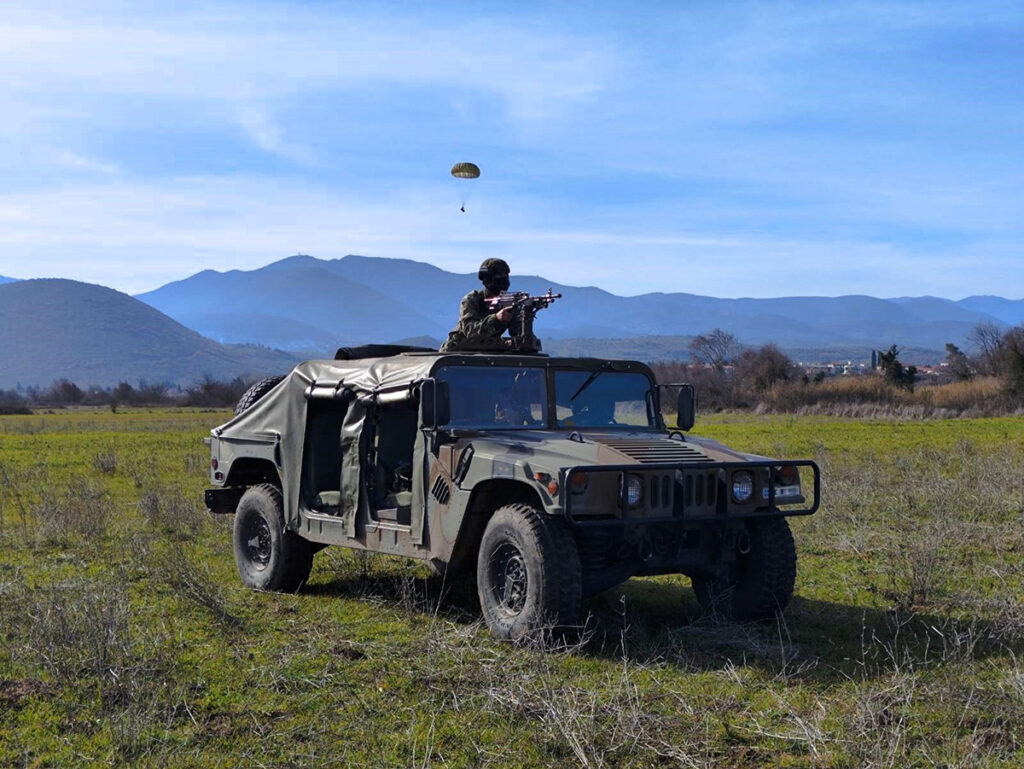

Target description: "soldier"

left=441, top=258, right=534, bottom=352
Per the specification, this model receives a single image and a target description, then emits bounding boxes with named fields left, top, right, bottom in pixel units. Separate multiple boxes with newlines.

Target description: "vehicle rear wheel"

left=692, top=518, right=797, bottom=621
left=476, top=504, right=582, bottom=640
left=233, top=484, right=314, bottom=592
left=234, top=375, right=285, bottom=416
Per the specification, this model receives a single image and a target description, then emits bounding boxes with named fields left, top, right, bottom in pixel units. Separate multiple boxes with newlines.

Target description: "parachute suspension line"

left=451, top=162, right=480, bottom=212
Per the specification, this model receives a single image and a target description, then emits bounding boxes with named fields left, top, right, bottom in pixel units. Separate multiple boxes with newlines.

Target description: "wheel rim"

left=244, top=514, right=273, bottom=570
left=490, top=542, right=528, bottom=615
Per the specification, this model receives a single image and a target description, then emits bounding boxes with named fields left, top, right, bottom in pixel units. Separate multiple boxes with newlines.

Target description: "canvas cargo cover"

left=212, top=353, right=441, bottom=540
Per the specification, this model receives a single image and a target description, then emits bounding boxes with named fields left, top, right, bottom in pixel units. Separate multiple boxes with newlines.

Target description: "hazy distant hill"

left=0, top=275, right=18, bottom=285
left=137, top=254, right=1018, bottom=360
left=136, top=257, right=444, bottom=353
left=954, top=296, right=1024, bottom=326
left=0, top=279, right=301, bottom=388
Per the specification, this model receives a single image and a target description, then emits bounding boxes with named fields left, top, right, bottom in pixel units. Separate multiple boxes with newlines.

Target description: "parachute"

left=450, top=162, right=480, bottom=179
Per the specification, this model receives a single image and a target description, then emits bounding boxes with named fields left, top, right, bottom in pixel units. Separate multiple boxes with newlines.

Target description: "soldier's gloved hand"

left=496, top=307, right=513, bottom=322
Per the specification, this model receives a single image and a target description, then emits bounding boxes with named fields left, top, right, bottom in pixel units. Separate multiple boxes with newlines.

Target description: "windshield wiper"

left=570, top=361, right=613, bottom=401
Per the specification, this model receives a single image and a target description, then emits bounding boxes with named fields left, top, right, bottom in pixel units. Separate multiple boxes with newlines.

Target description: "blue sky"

left=1, top=0, right=1022, bottom=298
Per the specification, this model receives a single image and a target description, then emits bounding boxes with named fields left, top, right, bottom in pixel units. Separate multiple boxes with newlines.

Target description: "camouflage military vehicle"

left=205, top=345, right=819, bottom=639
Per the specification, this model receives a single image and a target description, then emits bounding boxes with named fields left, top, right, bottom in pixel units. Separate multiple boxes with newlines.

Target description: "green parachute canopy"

left=450, top=162, right=480, bottom=179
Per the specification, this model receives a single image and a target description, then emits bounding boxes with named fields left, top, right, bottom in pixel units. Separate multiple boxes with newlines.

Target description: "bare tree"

left=688, top=328, right=740, bottom=370
left=967, top=322, right=1004, bottom=375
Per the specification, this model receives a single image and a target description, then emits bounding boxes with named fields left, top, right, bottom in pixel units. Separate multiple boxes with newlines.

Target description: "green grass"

left=2, top=409, right=1023, bottom=767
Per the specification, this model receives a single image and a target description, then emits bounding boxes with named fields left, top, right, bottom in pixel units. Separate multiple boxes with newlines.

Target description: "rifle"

left=483, top=288, right=562, bottom=353
left=484, top=288, right=562, bottom=313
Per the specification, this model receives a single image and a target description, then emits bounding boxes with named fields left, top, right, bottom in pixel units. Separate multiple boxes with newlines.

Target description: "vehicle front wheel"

left=477, top=504, right=582, bottom=640
left=692, top=518, right=797, bottom=621
left=233, top=484, right=314, bottom=592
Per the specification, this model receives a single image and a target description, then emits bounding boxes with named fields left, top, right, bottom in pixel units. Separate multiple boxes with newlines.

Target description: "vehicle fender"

left=442, top=478, right=545, bottom=572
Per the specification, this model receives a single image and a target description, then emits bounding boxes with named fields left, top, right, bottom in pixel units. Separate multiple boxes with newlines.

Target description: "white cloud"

left=51, top=150, right=120, bottom=175
left=0, top=6, right=613, bottom=125
left=233, top=99, right=315, bottom=163
left=0, top=5, right=616, bottom=176
left=0, top=175, right=1018, bottom=299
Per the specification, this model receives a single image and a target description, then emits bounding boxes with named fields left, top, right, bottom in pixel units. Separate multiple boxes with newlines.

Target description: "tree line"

left=0, top=376, right=252, bottom=414
left=651, top=322, right=1024, bottom=414
left=2, top=321, right=1022, bottom=417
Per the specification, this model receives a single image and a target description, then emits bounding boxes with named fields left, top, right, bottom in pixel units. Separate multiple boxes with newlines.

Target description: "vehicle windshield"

left=435, top=365, right=657, bottom=430
left=437, top=366, right=548, bottom=430
left=553, top=370, right=655, bottom=428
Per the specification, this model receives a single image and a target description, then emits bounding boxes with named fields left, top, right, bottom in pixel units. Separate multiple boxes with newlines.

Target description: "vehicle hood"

left=462, top=429, right=762, bottom=471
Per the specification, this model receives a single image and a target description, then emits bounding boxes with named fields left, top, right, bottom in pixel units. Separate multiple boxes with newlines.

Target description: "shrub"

left=999, top=326, right=1024, bottom=398
left=943, top=343, right=974, bottom=382
left=93, top=449, right=118, bottom=475
left=919, top=377, right=1005, bottom=413
left=0, top=389, right=31, bottom=415
left=32, top=479, right=110, bottom=544
left=43, top=379, right=85, bottom=405
left=733, top=344, right=801, bottom=395
left=650, top=362, right=737, bottom=411
left=181, top=376, right=248, bottom=408
left=878, top=345, right=917, bottom=392
left=137, top=485, right=202, bottom=540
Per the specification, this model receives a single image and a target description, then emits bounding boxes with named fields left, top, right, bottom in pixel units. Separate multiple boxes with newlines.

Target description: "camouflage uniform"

left=440, top=290, right=509, bottom=352
left=440, top=258, right=543, bottom=353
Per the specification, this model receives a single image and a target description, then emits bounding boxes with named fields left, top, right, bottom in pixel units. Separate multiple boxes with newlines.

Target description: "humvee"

left=204, top=345, right=819, bottom=639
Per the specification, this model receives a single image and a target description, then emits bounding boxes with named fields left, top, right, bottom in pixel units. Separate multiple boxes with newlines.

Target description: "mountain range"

left=138, top=254, right=1023, bottom=360
left=0, top=279, right=300, bottom=389
left=1, top=256, right=1021, bottom=389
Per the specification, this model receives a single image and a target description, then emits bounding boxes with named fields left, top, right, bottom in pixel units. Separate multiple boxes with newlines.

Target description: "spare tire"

left=234, top=375, right=285, bottom=416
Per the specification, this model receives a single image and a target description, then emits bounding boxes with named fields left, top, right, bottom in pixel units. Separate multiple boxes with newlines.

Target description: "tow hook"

left=638, top=535, right=653, bottom=562
left=737, top=530, right=752, bottom=555
left=720, top=528, right=748, bottom=563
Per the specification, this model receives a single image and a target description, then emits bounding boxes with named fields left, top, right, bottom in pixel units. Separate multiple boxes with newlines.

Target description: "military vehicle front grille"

left=649, top=473, right=673, bottom=510
left=597, top=438, right=708, bottom=464
left=431, top=476, right=451, bottom=505
left=679, top=471, right=719, bottom=512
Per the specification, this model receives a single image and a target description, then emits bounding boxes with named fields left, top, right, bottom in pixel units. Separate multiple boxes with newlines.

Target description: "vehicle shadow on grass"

left=305, top=568, right=1022, bottom=683
left=304, top=562, right=483, bottom=625
left=575, top=580, right=1024, bottom=683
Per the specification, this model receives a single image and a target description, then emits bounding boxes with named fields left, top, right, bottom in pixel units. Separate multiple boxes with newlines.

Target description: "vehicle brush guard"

left=561, top=459, right=821, bottom=527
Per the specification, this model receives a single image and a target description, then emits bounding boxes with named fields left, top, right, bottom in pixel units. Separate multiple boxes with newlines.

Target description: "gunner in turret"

left=441, top=258, right=521, bottom=352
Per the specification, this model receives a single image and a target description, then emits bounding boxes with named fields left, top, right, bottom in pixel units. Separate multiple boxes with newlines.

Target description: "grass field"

left=1, top=409, right=1022, bottom=767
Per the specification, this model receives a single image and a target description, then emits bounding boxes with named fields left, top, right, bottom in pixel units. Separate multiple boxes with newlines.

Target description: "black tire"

left=234, top=375, right=285, bottom=416
left=692, top=518, right=797, bottom=622
left=476, top=503, right=582, bottom=640
left=233, top=484, right=314, bottom=592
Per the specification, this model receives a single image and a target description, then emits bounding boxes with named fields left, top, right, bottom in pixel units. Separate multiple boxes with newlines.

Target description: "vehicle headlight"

left=620, top=473, right=644, bottom=507
left=731, top=471, right=754, bottom=504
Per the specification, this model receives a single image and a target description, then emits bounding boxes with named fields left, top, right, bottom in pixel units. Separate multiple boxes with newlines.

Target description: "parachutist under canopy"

left=452, top=162, right=479, bottom=213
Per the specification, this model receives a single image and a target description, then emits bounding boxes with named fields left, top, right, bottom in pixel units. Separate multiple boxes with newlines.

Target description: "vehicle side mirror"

left=676, top=384, right=696, bottom=431
left=419, top=379, right=450, bottom=428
